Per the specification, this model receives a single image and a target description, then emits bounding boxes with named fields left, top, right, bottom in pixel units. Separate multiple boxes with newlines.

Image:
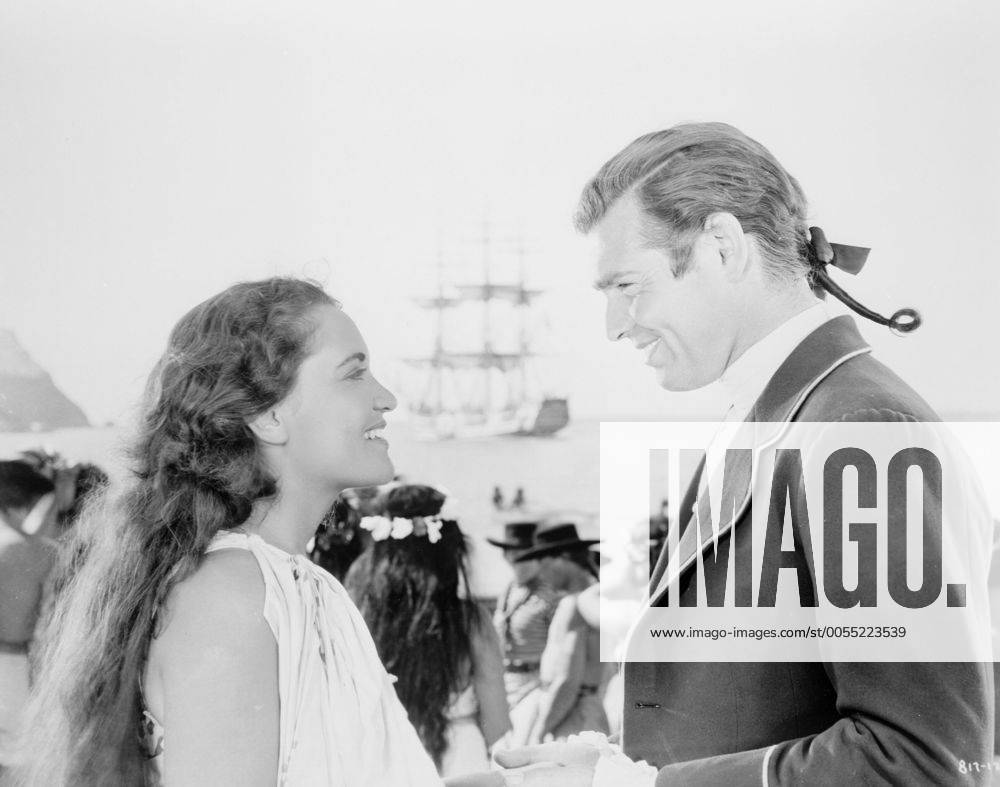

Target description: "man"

left=0, top=460, right=58, bottom=760
left=510, top=523, right=607, bottom=745
left=498, top=122, right=993, bottom=784
left=489, top=521, right=564, bottom=746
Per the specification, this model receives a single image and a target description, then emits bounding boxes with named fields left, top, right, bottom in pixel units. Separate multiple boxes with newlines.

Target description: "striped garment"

left=492, top=580, right=562, bottom=667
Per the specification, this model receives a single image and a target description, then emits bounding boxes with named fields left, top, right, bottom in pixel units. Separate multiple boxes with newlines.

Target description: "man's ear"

left=703, top=212, right=750, bottom=280
left=248, top=407, right=289, bottom=446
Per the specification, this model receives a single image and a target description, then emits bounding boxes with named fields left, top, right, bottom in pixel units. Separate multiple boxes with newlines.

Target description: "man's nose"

left=605, top=296, right=633, bottom=342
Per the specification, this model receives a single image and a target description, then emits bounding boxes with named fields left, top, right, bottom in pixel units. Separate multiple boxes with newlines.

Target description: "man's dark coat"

left=623, top=316, right=993, bottom=786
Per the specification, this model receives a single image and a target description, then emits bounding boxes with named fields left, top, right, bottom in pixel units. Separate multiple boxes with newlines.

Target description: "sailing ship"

left=405, top=237, right=569, bottom=440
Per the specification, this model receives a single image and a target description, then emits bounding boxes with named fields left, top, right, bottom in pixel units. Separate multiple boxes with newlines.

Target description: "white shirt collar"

left=718, top=301, right=833, bottom=420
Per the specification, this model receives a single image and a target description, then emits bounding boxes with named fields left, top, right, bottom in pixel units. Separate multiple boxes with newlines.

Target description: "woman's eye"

left=348, top=367, right=368, bottom=380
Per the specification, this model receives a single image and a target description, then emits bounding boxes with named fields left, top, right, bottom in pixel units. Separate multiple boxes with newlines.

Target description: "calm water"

left=0, top=419, right=604, bottom=597
left=6, top=416, right=998, bottom=596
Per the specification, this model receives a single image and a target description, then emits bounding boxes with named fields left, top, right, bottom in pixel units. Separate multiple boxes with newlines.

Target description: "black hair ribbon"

left=806, top=226, right=921, bottom=335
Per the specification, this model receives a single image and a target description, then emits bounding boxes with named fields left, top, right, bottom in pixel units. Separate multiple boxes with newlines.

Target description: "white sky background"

left=1, top=0, right=998, bottom=424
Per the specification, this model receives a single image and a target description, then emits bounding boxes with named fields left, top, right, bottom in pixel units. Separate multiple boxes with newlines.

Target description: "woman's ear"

left=248, top=408, right=289, bottom=446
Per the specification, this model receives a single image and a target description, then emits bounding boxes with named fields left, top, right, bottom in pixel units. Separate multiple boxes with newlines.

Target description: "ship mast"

left=434, top=250, right=445, bottom=419
left=404, top=227, right=567, bottom=438
left=517, top=240, right=528, bottom=411
left=481, top=218, right=492, bottom=420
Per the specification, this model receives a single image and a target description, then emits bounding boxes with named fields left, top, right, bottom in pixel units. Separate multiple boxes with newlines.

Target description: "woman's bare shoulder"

left=145, top=548, right=280, bottom=784
left=152, top=547, right=271, bottom=664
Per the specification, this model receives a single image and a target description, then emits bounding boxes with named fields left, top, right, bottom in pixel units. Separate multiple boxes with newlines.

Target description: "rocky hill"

left=0, top=329, right=89, bottom=431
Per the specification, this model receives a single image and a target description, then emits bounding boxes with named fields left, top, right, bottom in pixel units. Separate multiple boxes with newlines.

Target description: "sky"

left=2, top=0, right=998, bottom=425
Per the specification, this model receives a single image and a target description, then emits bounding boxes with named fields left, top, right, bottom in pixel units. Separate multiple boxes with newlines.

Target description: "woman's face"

left=272, top=305, right=397, bottom=493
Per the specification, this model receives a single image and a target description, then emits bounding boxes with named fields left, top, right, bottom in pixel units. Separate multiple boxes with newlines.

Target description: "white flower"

left=360, top=515, right=393, bottom=541
left=425, top=518, right=443, bottom=544
left=390, top=517, right=414, bottom=539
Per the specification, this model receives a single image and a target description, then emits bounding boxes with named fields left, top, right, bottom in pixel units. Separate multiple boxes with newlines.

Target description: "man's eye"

left=348, top=367, right=368, bottom=380
left=617, top=282, right=634, bottom=290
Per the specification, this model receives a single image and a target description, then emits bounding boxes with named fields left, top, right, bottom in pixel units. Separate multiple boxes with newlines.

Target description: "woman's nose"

left=374, top=378, right=397, bottom=412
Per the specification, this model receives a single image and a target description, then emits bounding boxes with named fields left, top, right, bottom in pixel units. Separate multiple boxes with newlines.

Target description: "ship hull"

left=517, top=397, right=569, bottom=437
left=413, top=398, right=569, bottom=440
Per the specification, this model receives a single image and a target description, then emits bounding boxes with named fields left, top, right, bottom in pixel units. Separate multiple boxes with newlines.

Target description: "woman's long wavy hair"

left=10, top=278, right=336, bottom=786
left=344, top=485, right=481, bottom=767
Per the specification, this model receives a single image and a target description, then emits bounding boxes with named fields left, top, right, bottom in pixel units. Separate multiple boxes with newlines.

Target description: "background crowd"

left=0, top=449, right=622, bottom=778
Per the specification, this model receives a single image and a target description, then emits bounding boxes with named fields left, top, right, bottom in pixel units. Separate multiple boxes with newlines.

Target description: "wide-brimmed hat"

left=486, top=521, right=538, bottom=552
left=513, top=522, right=599, bottom=562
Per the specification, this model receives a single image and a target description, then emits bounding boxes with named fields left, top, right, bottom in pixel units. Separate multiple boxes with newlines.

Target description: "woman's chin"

left=359, top=459, right=396, bottom=488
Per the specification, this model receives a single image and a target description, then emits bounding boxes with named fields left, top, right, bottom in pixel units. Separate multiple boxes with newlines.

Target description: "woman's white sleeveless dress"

left=143, top=531, right=442, bottom=786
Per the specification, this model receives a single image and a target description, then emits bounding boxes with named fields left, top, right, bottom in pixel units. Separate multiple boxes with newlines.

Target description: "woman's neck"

left=241, top=484, right=338, bottom=555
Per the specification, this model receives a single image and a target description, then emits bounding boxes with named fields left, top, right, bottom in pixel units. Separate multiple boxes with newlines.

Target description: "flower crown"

left=359, top=495, right=459, bottom=545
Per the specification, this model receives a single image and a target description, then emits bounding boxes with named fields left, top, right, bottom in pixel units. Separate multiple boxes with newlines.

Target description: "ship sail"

left=405, top=234, right=569, bottom=440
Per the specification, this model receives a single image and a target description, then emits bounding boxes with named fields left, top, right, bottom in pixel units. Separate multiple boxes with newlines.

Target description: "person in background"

left=0, top=461, right=57, bottom=761
left=487, top=522, right=563, bottom=747
left=56, top=463, right=108, bottom=534
left=308, top=493, right=364, bottom=582
left=512, top=523, right=609, bottom=744
left=345, top=484, right=511, bottom=777
left=27, top=459, right=111, bottom=681
left=648, top=498, right=669, bottom=576
left=17, top=451, right=107, bottom=538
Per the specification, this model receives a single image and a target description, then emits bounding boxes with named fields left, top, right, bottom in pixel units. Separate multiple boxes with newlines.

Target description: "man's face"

left=593, top=194, right=741, bottom=391
left=509, top=556, right=540, bottom=584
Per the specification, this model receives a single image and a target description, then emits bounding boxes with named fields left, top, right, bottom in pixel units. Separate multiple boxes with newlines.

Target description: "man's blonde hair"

left=575, top=122, right=811, bottom=285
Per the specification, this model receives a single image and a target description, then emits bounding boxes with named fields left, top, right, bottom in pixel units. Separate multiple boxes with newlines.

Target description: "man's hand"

left=494, top=741, right=599, bottom=786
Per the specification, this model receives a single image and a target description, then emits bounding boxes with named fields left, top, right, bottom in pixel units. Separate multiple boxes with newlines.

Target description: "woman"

left=345, top=484, right=511, bottom=778
left=10, top=278, right=503, bottom=786
left=0, top=462, right=57, bottom=762
left=308, top=493, right=364, bottom=582
left=512, top=524, right=609, bottom=745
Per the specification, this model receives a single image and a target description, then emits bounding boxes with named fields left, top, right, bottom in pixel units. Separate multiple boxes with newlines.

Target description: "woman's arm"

left=149, top=549, right=279, bottom=786
left=470, top=606, right=512, bottom=747
left=526, top=595, right=585, bottom=744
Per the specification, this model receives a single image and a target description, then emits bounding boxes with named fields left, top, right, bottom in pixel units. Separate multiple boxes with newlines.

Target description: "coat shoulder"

left=796, top=351, right=940, bottom=423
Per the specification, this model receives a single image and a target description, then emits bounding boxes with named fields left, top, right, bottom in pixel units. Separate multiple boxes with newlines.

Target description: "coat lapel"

left=649, top=316, right=871, bottom=604
left=648, top=455, right=703, bottom=595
